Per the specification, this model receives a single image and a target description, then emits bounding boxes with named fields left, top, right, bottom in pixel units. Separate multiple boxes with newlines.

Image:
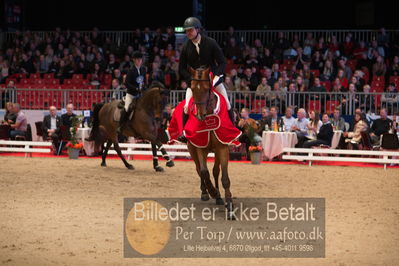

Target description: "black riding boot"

left=177, top=113, right=189, bottom=143
left=117, top=109, right=129, bottom=134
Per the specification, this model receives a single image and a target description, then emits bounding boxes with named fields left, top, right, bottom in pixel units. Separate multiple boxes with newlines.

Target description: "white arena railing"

left=0, top=140, right=52, bottom=157
left=282, top=147, right=399, bottom=170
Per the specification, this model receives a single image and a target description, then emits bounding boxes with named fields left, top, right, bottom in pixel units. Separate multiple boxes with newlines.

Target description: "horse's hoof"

left=126, top=164, right=135, bottom=170
left=166, top=160, right=175, bottom=167
left=216, top=198, right=224, bottom=205
left=101, top=163, right=106, bottom=167
left=155, top=166, right=164, bottom=172
left=201, top=193, right=210, bottom=201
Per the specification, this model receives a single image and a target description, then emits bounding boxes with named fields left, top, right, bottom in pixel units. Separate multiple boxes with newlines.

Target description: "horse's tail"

left=89, top=103, right=105, bottom=147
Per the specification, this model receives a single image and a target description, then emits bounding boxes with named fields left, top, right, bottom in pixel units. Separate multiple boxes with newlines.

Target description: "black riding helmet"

left=132, top=51, right=143, bottom=59
left=183, top=17, right=202, bottom=30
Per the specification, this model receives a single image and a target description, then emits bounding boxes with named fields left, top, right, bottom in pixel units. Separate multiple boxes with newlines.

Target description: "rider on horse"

left=117, top=51, right=147, bottom=134
left=178, top=17, right=234, bottom=143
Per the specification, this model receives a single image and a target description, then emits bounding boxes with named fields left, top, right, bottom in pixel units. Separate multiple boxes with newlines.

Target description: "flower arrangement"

left=67, top=115, right=84, bottom=150
left=247, top=124, right=262, bottom=152
left=248, top=145, right=263, bottom=152
left=66, top=142, right=83, bottom=149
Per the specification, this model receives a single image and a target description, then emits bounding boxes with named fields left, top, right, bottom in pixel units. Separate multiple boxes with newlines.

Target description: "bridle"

left=191, top=77, right=211, bottom=108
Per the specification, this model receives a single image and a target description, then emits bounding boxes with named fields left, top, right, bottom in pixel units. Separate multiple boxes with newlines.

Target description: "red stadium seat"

left=372, top=76, right=385, bottom=83
left=43, top=73, right=55, bottom=79
left=326, top=100, right=340, bottom=114
left=252, top=99, right=266, bottom=113
left=310, top=69, right=320, bottom=77
left=308, top=100, right=321, bottom=113
left=320, top=81, right=331, bottom=91
left=64, top=79, right=73, bottom=85
left=30, top=73, right=40, bottom=79
left=72, top=74, right=83, bottom=80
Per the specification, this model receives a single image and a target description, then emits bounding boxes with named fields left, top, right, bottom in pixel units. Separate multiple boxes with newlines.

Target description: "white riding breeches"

left=124, top=93, right=134, bottom=112
left=183, top=83, right=231, bottom=113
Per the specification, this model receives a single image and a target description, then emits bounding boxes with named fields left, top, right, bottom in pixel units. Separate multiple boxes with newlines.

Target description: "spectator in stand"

left=329, top=78, right=344, bottom=102
left=237, top=107, right=258, bottom=159
left=110, top=79, right=123, bottom=100
left=222, top=26, right=240, bottom=48
left=257, top=107, right=270, bottom=134
left=61, top=103, right=77, bottom=131
left=308, top=77, right=326, bottom=100
left=265, top=106, right=283, bottom=129
left=245, top=48, right=259, bottom=68
left=291, top=108, right=310, bottom=147
left=368, top=40, right=385, bottom=59
left=19, top=53, right=36, bottom=74
left=178, top=80, right=188, bottom=91
left=165, top=27, right=176, bottom=49
left=342, top=112, right=368, bottom=149
left=372, top=55, right=387, bottom=78
left=119, top=55, right=133, bottom=74
left=370, top=108, right=392, bottom=144
left=2, top=80, right=16, bottom=104
left=273, top=32, right=290, bottom=60
left=42, top=106, right=61, bottom=154
left=9, top=103, right=27, bottom=140
left=321, top=59, right=334, bottom=81
left=310, top=50, right=324, bottom=72
left=340, top=83, right=359, bottom=115
left=112, top=68, right=124, bottom=84
left=337, top=58, right=352, bottom=80
left=229, top=69, right=241, bottom=90
left=353, top=41, right=368, bottom=59
left=303, top=113, right=333, bottom=148
left=223, top=76, right=234, bottom=92
left=255, top=77, right=271, bottom=97
left=90, top=63, right=104, bottom=86
left=37, top=54, right=49, bottom=73
left=243, top=67, right=259, bottom=91
left=295, top=75, right=306, bottom=92
left=225, top=37, right=243, bottom=64
left=388, top=55, right=399, bottom=76
left=330, top=108, right=346, bottom=131
left=55, top=59, right=73, bottom=82
left=2, top=102, right=16, bottom=125
left=359, top=84, right=374, bottom=113
left=260, top=48, right=273, bottom=68
left=342, top=35, right=354, bottom=57
left=381, top=83, right=398, bottom=113
left=106, top=54, right=120, bottom=74
left=282, top=106, right=296, bottom=131
left=306, top=110, right=323, bottom=139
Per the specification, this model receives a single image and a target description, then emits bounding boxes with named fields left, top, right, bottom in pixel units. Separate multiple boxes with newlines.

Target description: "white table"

left=76, top=127, right=91, bottom=141
left=262, top=131, right=298, bottom=160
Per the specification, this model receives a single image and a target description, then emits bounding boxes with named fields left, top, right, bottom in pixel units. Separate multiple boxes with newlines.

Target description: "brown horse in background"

left=89, top=83, right=174, bottom=171
left=187, top=67, right=235, bottom=219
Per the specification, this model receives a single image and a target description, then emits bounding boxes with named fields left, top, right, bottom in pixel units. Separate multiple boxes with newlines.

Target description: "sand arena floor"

left=0, top=156, right=398, bottom=266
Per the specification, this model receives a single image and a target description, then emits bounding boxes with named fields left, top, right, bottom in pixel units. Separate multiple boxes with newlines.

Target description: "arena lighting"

left=175, top=27, right=184, bottom=32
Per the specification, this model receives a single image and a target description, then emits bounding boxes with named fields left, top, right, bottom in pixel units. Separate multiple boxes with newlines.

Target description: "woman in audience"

left=306, top=110, right=322, bottom=139
left=2, top=102, right=16, bottom=125
left=342, top=112, right=368, bottom=149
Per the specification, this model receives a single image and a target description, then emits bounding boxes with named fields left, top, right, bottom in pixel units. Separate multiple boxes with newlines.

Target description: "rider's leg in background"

left=214, top=83, right=234, bottom=123
left=177, top=88, right=192, bottom=143
left=117, top=93, right=134, bottom=134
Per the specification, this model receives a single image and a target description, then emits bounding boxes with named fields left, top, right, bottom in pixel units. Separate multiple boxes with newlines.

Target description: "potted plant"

left=66, top=115, right=84, bottom=159
left=248, top=125, right=263, bottom=164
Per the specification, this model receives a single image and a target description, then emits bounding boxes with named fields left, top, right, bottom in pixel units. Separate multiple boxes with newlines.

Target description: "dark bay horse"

left=89, top=83, right=174, bottom=171
left=187, top=67, right=235, bottom=219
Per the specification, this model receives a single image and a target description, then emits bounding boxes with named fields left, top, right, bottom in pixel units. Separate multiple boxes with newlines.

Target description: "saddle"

left=114, top=98, right=136, bottom=122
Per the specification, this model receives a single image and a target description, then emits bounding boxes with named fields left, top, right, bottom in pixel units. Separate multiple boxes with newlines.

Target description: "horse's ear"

left=189, top=67, right=196, bottom=76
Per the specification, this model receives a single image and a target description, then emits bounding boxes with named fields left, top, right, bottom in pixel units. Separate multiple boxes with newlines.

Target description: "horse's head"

left=141, top=82, right=169, bottom=122
left=189, top=67, right=211, bottom=121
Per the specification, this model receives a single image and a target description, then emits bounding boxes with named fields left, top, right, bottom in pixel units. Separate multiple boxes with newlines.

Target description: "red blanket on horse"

left=168, top=89, right=241, bottom=148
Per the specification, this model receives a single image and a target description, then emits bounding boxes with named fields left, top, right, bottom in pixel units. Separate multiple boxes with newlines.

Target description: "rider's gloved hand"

left=212, top=75, right=224, bottom=87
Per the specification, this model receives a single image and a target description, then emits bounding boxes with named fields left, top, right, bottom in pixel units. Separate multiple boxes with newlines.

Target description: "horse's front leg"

left=197, top=148, right=218, bottom=199
left=151, top=142, right=164, bottom=172
left=187, top=143, right=209, bottom=201
left=155, top=141, right=174, bottom=167
left=218, top=145, right=235, bottom=220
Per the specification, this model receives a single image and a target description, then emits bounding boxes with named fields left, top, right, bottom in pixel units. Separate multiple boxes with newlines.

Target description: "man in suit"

left=42, top=106, right=61, bottom=154
left=265, top=106, right=284, bottom=130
